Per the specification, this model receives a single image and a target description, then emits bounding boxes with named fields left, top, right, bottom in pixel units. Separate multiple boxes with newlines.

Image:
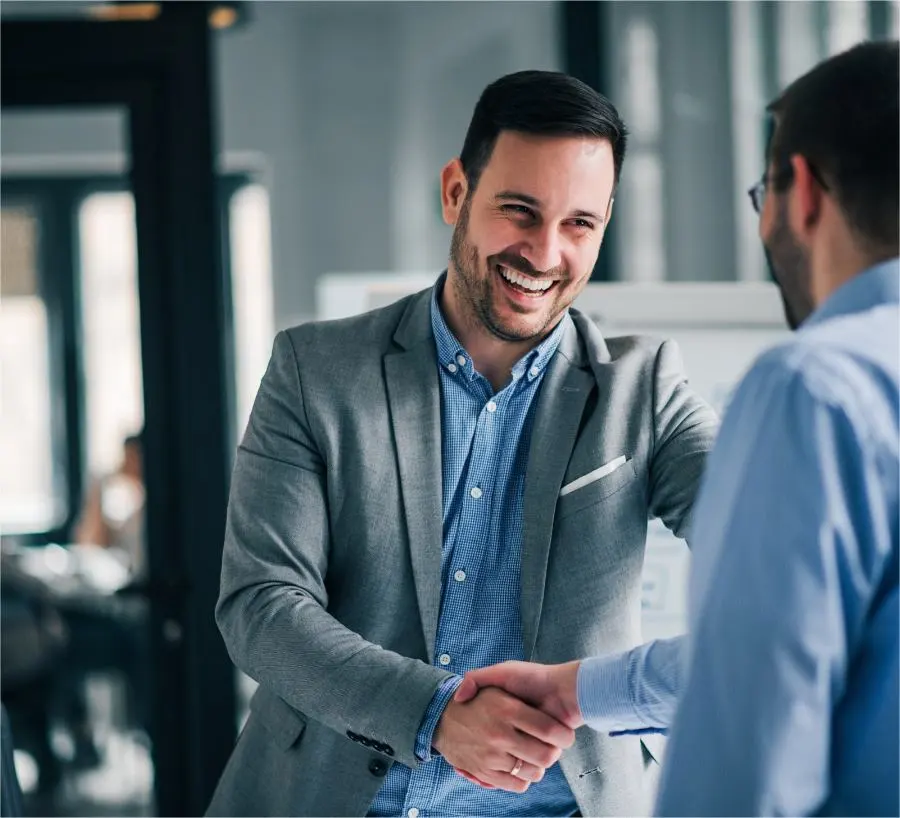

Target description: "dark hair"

left=767, top=39, right=899, bottom=251
left=459, top=70, right=629, bottom=194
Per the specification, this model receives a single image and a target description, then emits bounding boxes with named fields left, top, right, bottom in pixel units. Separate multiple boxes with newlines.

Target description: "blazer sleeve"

left=215, top=331, right=453, bottom=768
left=647, top=339, right=719, bottom=542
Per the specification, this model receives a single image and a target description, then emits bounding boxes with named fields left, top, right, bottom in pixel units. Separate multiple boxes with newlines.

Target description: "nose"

left=520, top=225, right=562, bottom=274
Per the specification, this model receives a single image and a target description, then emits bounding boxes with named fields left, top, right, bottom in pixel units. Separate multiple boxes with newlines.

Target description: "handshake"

left=432, top=660, right=583, bottom=793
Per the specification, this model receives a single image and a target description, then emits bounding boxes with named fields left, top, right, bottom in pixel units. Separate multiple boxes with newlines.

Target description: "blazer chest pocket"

left=250, top=688, right=308, bottom=750
left=555, top=458, right=638, bottom=520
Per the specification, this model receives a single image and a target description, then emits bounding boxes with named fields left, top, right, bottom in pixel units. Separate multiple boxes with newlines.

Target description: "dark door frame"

left=2, top=7, right=237, bottom=814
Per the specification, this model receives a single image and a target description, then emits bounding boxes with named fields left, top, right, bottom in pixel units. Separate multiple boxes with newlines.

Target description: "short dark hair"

left=767, top=40, right=899, bottom=251
left=459, top=70, right=629, bottom=194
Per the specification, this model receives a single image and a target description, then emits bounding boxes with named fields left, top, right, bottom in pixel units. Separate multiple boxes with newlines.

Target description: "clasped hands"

left=432, top=660, right=583, bottom=793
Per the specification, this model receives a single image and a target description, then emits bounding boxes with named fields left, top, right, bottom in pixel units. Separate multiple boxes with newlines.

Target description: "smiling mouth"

left=495, top=264, right=559, bottom=296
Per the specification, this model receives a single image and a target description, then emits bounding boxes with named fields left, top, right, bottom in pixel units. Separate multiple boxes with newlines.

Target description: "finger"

left=503, top=756, right=545, bottom=784
left=455, top=768, right=495, bottom=789
left=481, top=770, right=531, bottom=794
left=454, top=677, right=479, bottom=704
left=500, top=731, right=564, bottom=771
left=511, top=703, right=576, bottom=750
left=461, top=662, right=521, bottom=692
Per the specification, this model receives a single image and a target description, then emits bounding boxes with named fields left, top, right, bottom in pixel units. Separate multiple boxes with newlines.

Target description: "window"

left=229, top=183, right=274, bottom=440
left=0, top=175, right=274, bottom=538
left=0, top=202, right=65, bottom=532
left=79, top=192, right=144, bottom=477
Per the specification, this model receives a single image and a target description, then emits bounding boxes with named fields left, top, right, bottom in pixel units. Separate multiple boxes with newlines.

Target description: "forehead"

left=476, top=131, right=615, bottom=210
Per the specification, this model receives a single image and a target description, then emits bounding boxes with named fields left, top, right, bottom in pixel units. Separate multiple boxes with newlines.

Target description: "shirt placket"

left=434, top=372, right=499, bottom=671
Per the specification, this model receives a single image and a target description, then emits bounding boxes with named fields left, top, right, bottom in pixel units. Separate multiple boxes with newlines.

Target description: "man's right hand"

left=432, top=686, right=576, bottom=793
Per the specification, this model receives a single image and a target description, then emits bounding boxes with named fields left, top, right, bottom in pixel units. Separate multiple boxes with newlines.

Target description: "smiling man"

left=208, top=71, right=717, bottom=817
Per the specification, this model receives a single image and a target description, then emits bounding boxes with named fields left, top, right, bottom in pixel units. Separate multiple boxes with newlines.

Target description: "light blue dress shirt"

left=625, top=259, right=898, bottom=816
left=370, top=281, right=578, bottom=817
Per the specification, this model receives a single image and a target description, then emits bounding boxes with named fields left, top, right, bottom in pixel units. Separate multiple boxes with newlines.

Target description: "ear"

left=440, top=158, right=469, bottom=226
left=603, top=194, right=615, bottom=228
left=787, top=154, right=825, bottom=240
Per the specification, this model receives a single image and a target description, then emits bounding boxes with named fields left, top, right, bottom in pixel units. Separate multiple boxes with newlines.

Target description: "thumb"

left=454, top=663, right=514, bottom=703
left=453, top=676, right=479, bottom=703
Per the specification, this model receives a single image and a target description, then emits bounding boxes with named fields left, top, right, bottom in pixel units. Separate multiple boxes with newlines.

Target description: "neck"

left=440, top=274, right=550, bottom=392
left=811, top=227, right=896, bottom=309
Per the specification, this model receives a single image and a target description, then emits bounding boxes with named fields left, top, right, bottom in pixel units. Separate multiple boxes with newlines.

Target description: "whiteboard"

left=574, top=283, right=789, bottom=639
left=318, top=274, right=790, bottom=639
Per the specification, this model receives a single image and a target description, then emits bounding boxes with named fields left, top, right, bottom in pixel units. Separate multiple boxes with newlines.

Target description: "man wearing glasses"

left=457, top=40, right=899, bottom=816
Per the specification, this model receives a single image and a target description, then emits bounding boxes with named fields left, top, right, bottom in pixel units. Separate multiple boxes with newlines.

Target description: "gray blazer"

left=208, top=285, right=717, bottom=817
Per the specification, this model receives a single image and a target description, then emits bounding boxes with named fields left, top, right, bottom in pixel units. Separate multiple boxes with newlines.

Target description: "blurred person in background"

left=75, top=431, right=146, bottom=582
left=455, top=39, right=899, bottom=818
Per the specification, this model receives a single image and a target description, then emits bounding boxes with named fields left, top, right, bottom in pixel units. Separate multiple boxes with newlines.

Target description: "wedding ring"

left=510, top=757, right=524, bottom=777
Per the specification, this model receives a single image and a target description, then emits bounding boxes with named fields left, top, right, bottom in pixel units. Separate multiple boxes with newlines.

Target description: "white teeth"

left=498, top=265, right=554, bottom=292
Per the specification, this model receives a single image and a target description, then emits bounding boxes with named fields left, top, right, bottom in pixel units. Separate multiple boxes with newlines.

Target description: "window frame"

left=0, top=171, right=253, bottom=543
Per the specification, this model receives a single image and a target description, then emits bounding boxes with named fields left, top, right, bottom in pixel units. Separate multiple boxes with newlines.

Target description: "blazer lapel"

left=384, top=291, right=443, bottom=662
left=521, top=321, right=593, bottom=659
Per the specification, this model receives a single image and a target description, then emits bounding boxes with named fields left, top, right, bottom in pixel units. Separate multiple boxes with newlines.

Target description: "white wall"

left=1, top=1, right=563, bottom=329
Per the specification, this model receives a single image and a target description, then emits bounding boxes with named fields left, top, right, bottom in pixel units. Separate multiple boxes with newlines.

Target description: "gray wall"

left=2, top=1, right=562, bottom=329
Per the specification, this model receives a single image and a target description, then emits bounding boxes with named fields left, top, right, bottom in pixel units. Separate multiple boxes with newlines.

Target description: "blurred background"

left=1, top=1, right=897, bottom=815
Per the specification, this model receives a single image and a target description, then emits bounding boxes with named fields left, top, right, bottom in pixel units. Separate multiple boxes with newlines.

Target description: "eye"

left=501, top=204, right=535, bottom=218
left=569, top=218, right=595, bottom=230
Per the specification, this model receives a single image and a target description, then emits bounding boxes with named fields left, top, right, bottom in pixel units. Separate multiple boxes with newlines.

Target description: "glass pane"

left=0, top=203, right=63, bottom=532
left=827, top=0, right=869, bottom=55
left=78, top=192, right=144, bottom=479
left=229, top=183, right=274, bottom=441
left=1, top=108, right=154, bottom=818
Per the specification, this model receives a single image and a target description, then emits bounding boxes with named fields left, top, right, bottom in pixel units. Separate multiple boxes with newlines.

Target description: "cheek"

left=482, top=218, right=533, bottom=256
left=564, top=241, right=601, bottom=282
left=759, top=202, right=775, bottom=242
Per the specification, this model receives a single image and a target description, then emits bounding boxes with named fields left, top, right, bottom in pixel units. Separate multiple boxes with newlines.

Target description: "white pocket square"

left=559, top=456, right=627, bottom=497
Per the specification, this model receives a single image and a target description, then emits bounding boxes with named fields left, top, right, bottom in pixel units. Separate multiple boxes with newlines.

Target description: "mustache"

left=490, top=252, right=566, bottom=280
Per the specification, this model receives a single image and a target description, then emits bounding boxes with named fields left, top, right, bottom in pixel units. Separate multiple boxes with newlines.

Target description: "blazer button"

left=368, top=758, right=388, bottom=777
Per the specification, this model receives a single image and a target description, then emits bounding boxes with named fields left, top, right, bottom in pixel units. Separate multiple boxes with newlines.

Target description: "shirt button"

left=447, top=363, right=457, bottom=373
left=456, top=354, right=466, bottom=366
left=438, top=653, right=451, bottom=666
left=454, top=569, right=466, bottom=582
left=469, top=486, right=482, bottom=499
left=486, top=400, right=497, bottom=413
left=408, top=809, right=420, bottom=818
left=529, top=366, right=539, bottom=378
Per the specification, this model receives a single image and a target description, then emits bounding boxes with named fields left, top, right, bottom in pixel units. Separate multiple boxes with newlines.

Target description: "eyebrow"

left=493, top=190, right=604, bottom=223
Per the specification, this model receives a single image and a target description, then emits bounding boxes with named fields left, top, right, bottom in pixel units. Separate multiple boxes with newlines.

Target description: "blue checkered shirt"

left=369, top=281, right=578, bottom=817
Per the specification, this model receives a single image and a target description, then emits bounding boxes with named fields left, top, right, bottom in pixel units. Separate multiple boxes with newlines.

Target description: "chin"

left=488, top=314, right=549, bottom=342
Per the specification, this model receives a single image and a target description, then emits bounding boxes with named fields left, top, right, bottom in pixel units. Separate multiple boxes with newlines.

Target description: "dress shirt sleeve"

left=655, top=349, right=889, bottom=817
left=414, top=674, right=465, bottom=761
left=577, top=637, right=683, bottom=734
left=216, top=331, right=456, bottom=770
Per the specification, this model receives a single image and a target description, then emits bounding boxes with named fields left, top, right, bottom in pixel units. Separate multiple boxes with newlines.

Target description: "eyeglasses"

left=747, top=166, right=793, bottom=214
left=747, top=161, right=830, bottom=215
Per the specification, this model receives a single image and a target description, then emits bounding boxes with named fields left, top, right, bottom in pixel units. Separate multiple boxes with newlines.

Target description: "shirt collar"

left=429, top=272, right=571, bottom=383
left=804, top=257, right=899, bottom=329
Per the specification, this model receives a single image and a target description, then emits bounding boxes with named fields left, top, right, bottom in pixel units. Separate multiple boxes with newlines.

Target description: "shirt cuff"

left=576, top=652, right=637, bottom=733
left=414, top=674, right=464, bottom=761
